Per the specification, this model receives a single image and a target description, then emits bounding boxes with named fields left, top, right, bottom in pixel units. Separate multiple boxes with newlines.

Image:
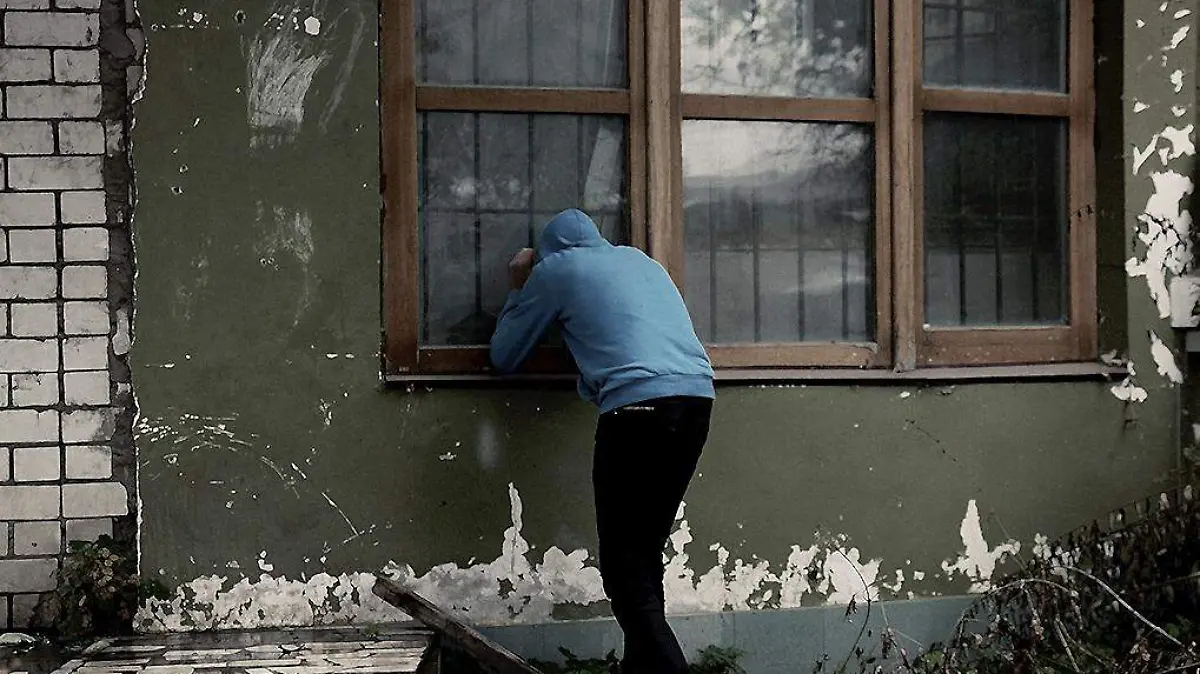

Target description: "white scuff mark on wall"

left=1134, top=101, right=1150, bottom=113
left=1171, top=69, right=1185, bottom=92
left=321, top=490, right=362, bottom=543
left=304, top=16, right=321, bottom=35
left=246, top=10, right=331, bottom=148
left=940, top=500, right=1020, bottom=593
left=254, top=204, right=317, bottom=328
left=1126, top=170, right=1194, bottom=319
left=1150, top=330, right=1184, bottom=383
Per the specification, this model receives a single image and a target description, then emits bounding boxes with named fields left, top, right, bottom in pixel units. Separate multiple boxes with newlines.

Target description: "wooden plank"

left=1069, top=0, right=1098, bottom=360
left=681, top=94, right=876, bottom=122
left=891, top=0, right=919, bottom=371
left=373, top=576, right=543, bottom=674
left=381, top=0, right=420, bottom=375
left=646, top=0, right=682, bottom=283
left=416, top=86, right=630, bottom=114
left=707, top=343, right=878, bottom=369
left=923, top=88, right=1071, bottom=117
left=920, top=326, right=1078, bottom=365
left=872, top=0, right=894, bottom=368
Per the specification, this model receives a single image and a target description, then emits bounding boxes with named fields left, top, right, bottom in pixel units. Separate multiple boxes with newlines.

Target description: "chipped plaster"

left=139, top=490, right=1019, bottom=631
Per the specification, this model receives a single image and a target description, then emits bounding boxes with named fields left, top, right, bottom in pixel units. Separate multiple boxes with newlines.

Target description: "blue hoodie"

left=490, top=209, right=715, bottom=413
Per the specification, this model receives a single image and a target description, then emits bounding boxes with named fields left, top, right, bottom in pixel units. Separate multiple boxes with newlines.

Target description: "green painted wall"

left=131, top=0, right=1190, bottom=633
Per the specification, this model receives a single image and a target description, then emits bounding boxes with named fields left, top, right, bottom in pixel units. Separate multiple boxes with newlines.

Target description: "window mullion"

left=645, top=0, right=683, bottom=284
left=892, top=0, right=922, bottom=371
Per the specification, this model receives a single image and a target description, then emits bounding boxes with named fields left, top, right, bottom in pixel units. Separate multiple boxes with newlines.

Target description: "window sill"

left=383, top=362, right=1127, bottom=388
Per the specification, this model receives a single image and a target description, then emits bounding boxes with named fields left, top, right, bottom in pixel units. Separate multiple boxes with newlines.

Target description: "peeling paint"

left=1126, top=170, right=1194, bottom=319
left=1111, top=361, right=1150, bottom=403
left=140, top=479, right=1025, bottom=631
left=1149, top=330, right=1184, bottom=384
left=940, top=500, right=1020, bottom=593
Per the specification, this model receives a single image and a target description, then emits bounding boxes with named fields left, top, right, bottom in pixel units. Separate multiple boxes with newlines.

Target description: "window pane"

left=682, top=0, right=872, bottom=97
left=683, top=121, right=874, bottom=344
left=923, top=114, right=1067, bottom=327
left=924, top=0, right=1066, bottom=92
left=419, top=112, right=628, bottom=346
left=417, top=0, right=627, bottom=88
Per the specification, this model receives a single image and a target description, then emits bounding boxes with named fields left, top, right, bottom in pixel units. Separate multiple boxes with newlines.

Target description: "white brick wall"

left=0, top=0, right=126, bottom=629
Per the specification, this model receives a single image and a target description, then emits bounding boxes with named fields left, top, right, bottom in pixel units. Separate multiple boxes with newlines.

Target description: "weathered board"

left=372, top=575, right=542, bottom=674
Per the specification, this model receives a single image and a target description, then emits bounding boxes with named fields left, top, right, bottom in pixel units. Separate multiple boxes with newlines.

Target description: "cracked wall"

left=125, top=0, right=1193, bottom=632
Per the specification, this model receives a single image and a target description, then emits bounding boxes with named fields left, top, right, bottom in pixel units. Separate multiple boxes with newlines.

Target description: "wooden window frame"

left=892, top=0, right=1097, bottom=370
left=381, top=0, right=647, bottom=376
left=382, top=0, right=1097, bottom=379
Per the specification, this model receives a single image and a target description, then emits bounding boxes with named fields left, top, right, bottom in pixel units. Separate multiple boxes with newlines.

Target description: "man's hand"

left=509, top=248, right=536, bottom=290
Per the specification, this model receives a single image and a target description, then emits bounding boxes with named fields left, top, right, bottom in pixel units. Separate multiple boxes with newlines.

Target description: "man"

left=491, top=208, right=715, bottom=674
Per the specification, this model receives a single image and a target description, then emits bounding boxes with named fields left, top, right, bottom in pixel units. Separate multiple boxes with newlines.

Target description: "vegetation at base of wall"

left=53, top=535, right=170, bottom=639
left=529, top=645, right=746, bottom=674
left=817, top=485, right=1200, bottom=674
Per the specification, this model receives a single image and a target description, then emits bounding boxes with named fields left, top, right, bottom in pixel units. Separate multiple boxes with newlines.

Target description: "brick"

left=63, top=481, right=127, bottom=517
left=13, top=521, right=60, bottom=555
left=11, top=373, right=58, bottom=406
left=0, top=0, right=51, bottom=7
left=0, top=233, right=6, bottom=262
left=0, top=192, right=55, bottom=226
left=57, top=0, right=99, bottom=7
left=0, top=596, right=7, bottom=630
left=0, top=49, right=51, bottom=82
left=63, top=227, right=107, bottom=261
left=0, top=559, right=57, bottom=592
left=6, top=85, right=100, bottom=119
left=63, top=370, right=106, bottom=404
left=0, top=267, right=56, bottom=299
left=61, top=190, right=105, bottom=223
left=64, top=301, right=107, bottom=335
left=59, top=121, right=104, bottom=154
left=9, top=156, right=102, bottom=190
left=62, top=265, right=106, bottom=298
left=65, top=518, right=110, bottom=544
left=65, top=445, right=109, bottom=478
left=10, top=303, right=57, bottom=337
left=0, top=484, right=59, bottom=519
left=63, top=336, right=106, bottom=370
left=53, top=49, right=99, bottom=83
left=5, top=12, right=99, bottom=47
left=11, top=592, right=53, bottom=629
left=62, top=407, right=112, bottom=443
left=0, top=122, right=53, bottom=154
left=7, top=229, right=55, bottom=262
left=0, top=447, right=9, bottom=480
left=0, top=339, right=57, bottom=373
left=12, top=446, right=58, bottom=481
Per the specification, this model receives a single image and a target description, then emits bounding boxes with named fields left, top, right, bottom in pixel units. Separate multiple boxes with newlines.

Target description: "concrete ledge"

left=477, top=597, right=975, bottom=674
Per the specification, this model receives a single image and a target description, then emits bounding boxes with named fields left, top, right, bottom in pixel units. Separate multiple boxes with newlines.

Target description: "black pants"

left=593, top=396, right=713, bottom=674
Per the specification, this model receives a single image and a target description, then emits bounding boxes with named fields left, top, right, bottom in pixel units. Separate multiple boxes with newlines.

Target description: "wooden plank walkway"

left=45, top=625, right=437, bottom=674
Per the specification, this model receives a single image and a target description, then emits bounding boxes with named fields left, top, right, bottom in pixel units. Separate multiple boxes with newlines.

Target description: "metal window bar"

left=708, top=179, right=719, bottom=341
left=992, top=120, right=1004, bottom=324
left=750, top=187, right=762, bottom=342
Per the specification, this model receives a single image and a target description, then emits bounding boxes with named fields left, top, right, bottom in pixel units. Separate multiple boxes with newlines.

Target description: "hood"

left=537, top=209, right=608, bottom=260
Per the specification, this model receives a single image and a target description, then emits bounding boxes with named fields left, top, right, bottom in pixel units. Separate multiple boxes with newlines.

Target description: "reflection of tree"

left=682, top=0, right=870, bottom=97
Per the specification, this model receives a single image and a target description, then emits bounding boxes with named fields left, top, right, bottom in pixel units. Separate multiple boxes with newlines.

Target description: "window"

left=382, top=0, right=1096, bottom=377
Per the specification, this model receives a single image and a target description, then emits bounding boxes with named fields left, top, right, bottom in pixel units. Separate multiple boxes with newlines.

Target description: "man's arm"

left=490, top=253, right=560, bottom=374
